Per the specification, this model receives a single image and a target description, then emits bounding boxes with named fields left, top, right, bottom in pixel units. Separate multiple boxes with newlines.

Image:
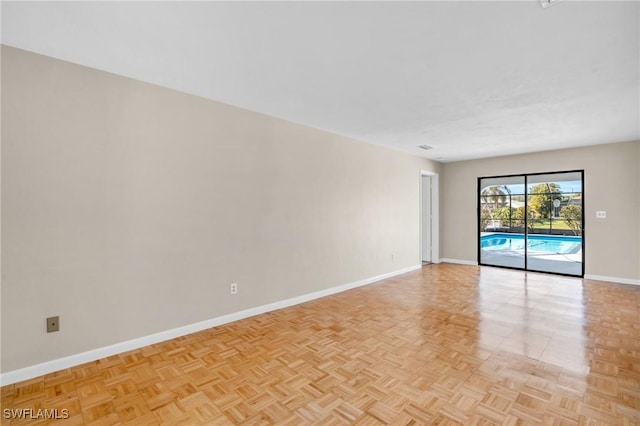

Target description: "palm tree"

left=481, top=185, right=508, bottom=229
left=482, top=185, right=507, bottom=210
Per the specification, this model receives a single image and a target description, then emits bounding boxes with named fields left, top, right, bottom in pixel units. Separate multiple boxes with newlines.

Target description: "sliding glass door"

left=478, top=170, right=584, bottom=277
left=479, top=175, right=526, bottom=269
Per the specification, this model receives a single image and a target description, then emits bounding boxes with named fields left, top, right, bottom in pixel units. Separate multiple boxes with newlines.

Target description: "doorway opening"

left=478, top=170, right=584, bottom=277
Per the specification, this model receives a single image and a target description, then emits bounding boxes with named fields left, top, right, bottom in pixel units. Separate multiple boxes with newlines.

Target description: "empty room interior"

left=1, top=1, right=639, bottom=425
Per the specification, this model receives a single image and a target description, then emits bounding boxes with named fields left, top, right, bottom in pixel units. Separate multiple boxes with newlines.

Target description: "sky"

left=491, top=181, right=583, bottom=195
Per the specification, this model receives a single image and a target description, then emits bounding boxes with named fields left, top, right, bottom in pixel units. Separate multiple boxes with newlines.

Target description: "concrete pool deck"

left=481, top=249, right=583, bottom=276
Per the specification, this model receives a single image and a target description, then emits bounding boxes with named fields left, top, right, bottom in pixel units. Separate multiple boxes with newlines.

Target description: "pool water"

left=481, top=233, right=582, bottom=254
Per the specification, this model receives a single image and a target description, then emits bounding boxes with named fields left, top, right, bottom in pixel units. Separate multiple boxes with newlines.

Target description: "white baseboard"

left=584, top=274, right=640, bottom=286
left=0, top=264, right=421, bottom=386
left=440, top=258, right=478, bottom=266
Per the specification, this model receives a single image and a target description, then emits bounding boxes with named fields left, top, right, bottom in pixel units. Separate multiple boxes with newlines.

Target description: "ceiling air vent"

left=418, top=145, right=434, bottom=151
left=540, top=0, right=563, bottom=8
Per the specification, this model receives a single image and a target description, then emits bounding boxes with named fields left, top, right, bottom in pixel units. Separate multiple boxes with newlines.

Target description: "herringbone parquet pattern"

left=1, top=264, right=639, bottom=424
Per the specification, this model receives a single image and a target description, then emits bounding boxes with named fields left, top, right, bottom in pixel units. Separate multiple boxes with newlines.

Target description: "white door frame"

left=420, top=171, right=440, bottom=263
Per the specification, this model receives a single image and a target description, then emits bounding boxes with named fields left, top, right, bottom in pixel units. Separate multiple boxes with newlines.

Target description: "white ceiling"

left=2, top=1, right=639, bottom=162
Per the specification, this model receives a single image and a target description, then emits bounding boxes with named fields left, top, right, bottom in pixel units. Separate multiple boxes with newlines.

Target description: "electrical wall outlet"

left=47, top=316, right=60, bottom=333
left=230, top=283, right=238, bottom=295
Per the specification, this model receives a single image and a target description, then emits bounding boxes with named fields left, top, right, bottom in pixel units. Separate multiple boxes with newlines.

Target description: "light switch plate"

left=596, top=211, right=607, bottom=219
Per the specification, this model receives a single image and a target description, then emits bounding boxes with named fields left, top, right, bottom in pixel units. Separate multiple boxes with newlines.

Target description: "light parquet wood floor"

left=1, top=264, right=639, bottom=425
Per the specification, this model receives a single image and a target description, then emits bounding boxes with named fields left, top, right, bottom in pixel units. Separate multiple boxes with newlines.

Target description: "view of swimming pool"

left=481, top=233, right=582, bottom=254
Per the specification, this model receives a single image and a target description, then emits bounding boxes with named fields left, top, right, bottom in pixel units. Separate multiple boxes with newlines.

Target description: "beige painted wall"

left=1, top=46, right=441, bottom=372
left=441, top=141, right=640, bottom=281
